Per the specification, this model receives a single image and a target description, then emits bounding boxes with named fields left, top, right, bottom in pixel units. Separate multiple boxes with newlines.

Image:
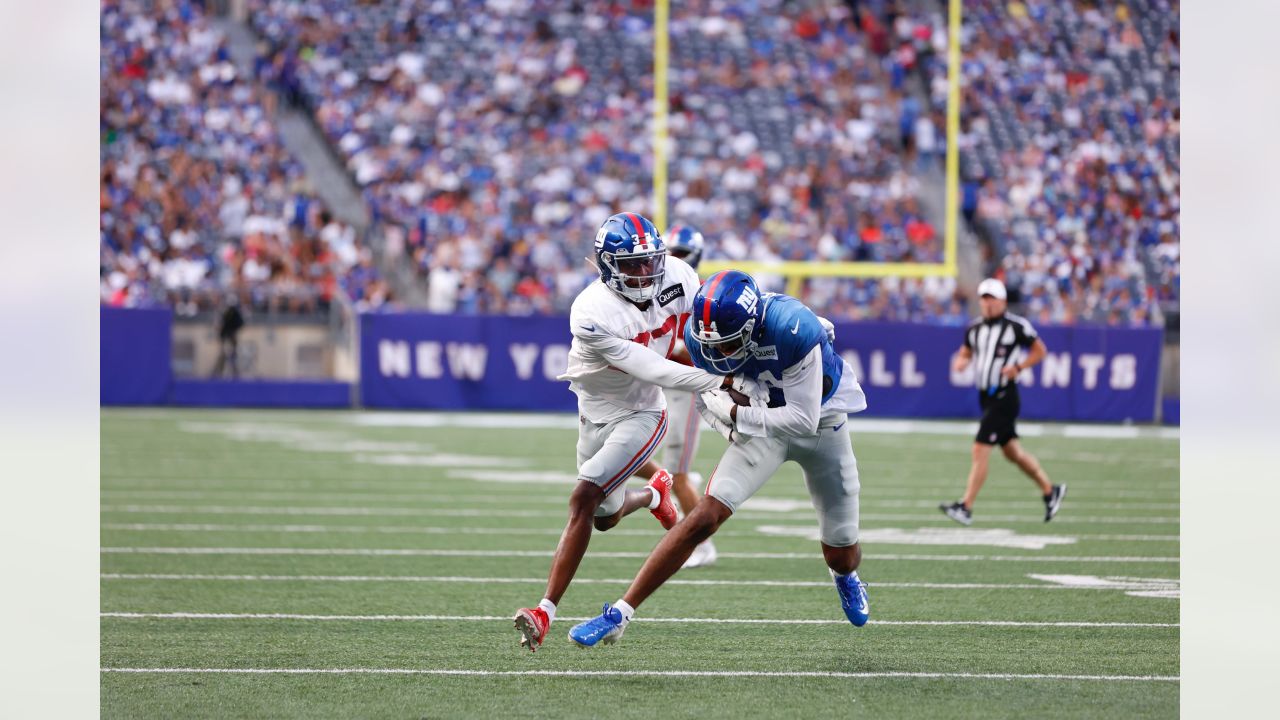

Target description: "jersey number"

left=633, top=313, right=690, bottom=360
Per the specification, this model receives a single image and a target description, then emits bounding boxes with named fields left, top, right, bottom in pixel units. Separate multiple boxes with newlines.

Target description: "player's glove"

left=701, top=389, right=736, bottom=424
left=818, top=316, right=836, bottom=344
left=705, top=413, right=741, bottom=444
left=730, top=375, right=769, bottom=406
left=697, top=390, right=746, bottom=444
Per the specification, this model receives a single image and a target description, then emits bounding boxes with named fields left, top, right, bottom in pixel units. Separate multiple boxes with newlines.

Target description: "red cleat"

left=648, top=469, right=678, bottom=530
left=514, top=607, right=550, bottom=652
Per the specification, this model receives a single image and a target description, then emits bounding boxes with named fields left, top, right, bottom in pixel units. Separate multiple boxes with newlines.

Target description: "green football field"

left=101, top=408, right=1179, bottom=718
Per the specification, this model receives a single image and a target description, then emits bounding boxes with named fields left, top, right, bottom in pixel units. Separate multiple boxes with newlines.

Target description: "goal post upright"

left=654, top=0, right=961, bottom=291
left=652, top=0, right=670, bottom=231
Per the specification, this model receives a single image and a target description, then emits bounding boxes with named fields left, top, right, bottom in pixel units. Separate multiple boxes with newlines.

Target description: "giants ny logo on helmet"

left=593, top=212, right=667, bottom=304
left=736, top=285, right=758, bottom=315
left=690, top=270, right=763, bottom=374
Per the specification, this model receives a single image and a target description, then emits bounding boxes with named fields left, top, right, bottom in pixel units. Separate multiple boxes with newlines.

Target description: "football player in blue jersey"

left=569, top=270, right=872, bottom=647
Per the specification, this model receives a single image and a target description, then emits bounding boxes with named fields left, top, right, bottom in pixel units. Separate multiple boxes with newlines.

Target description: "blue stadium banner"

left=831, top=321, right=1164, bottom=423
left=101, top=306, right=173, bottom=405
left=359, top=313, right=1163, bottom=422
left=359, top=312, right=578, bottom=411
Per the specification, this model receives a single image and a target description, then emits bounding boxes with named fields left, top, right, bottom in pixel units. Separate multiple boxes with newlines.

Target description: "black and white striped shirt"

left=963, top=313, right=1039, bottom=392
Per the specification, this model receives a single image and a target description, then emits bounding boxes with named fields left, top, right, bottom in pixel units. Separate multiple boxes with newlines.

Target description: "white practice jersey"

left=559, top=256, right=721, bottom=424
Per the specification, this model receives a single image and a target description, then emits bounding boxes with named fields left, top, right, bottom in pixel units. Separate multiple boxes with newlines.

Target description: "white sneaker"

left=682, top=540, right=718, bottom=569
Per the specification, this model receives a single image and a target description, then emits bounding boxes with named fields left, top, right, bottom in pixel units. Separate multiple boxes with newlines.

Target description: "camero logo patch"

left=657, top=284, right=685, bottom=307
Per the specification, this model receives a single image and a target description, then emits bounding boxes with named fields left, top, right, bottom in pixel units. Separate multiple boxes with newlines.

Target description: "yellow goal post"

left=651, top=0, right=962, bottom=296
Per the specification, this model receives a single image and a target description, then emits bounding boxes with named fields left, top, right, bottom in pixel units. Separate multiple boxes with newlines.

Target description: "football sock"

left=646, top=486, right=661, bottom=510
left=688, top=472, right=703, bottom=491
left=537, top=598, right=557, bottom=623
left=613, top=599, right=636, bottom=622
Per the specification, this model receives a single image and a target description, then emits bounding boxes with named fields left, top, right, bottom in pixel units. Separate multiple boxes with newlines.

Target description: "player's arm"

left=730, top=346, right=824, bottom=438
left=953, top=326, right=974, bottom=372
left=583, top=330, right=725, bottom=394
left=1001, top=318, right=1045, bottom=379
left=1003, top=337, right=1047, bottom=379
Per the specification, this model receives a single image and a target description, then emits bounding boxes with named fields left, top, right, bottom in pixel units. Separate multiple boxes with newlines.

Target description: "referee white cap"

left=977, top=278, right=1007, bottom=300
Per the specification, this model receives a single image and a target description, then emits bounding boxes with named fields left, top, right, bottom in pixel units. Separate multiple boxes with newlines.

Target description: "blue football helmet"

left=665, top=224, right=705, bottom=270
left=690, top=270, right=763, bottom=374
left=594, top=212, right=667, bottom=303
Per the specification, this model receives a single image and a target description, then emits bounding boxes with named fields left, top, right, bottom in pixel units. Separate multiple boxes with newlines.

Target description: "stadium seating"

left=248, top=0, right=959, bottom=318
left=915, top=0, right=1179, bottom=326
left=99, top=0, right=389, bottom=315
left=103, top=0, right=1178, bottom=327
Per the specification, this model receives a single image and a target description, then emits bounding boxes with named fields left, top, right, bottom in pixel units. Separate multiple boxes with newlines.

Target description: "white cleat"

left=681, top=540, right=718, bottom=569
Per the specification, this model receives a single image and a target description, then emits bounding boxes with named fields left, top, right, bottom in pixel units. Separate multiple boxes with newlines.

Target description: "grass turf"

left=101, top=408, right=1179, bottom=718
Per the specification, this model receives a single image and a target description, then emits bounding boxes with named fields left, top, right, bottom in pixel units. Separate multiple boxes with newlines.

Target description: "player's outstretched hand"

left=701, top=389, right=736, bottom=424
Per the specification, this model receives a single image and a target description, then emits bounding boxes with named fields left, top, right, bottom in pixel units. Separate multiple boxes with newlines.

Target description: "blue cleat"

left=833, top=570, right=870, bottom=627
left=568, top=604, right=628, bottom=647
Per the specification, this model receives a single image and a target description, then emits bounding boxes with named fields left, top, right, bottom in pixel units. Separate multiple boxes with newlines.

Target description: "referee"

left=939, top=279, right=1065, bottom=525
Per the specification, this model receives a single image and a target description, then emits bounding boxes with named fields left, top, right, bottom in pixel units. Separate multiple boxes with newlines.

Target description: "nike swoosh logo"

left=790, top=320, right=800, bottom=334
left=580, top=324, right=596, bottom=332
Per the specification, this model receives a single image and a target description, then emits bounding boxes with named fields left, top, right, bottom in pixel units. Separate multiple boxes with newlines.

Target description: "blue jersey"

left=685, top=293, right=844, bottom=404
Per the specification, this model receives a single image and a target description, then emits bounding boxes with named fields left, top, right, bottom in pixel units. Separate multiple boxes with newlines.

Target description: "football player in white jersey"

left=657, top=224, right=718, bottom=569
left=513, top=212, right=730, bottom=652
left=569, top=270, right=871, bottom=648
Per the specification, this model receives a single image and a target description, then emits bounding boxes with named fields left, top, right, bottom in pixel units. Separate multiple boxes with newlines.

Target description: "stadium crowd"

left=915, top=0, right=1179, bottom=326
left=99, top=0, right=392, bottom=315
left=101, top=0, right=1178, bottom=327
left=248, top=0, right=959, bottom=319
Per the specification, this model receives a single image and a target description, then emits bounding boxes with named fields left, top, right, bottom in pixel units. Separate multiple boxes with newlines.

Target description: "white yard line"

left=99, top=611, right=1177, bottom=629
left=98, top=546, right=1178, bottom=563
left=105, top=408, right=1179, bottom=439
left=96, top=522, right=757, bottom=540
left=100, top=490, right=572, bottom=505
left=859, top=515, right=1178, bottom=525
left=1077, top=534, right=1180, bottom=542
left=99, top=573, right=1179, bottom=592
left=870, top=499, right=1180, bottom=511
left=100, top=505, right=552, bottom=518
left=345, top=412, right=1180, bottom=440
left=101, top=479, right=1179, bottom=501
left=98, top=523, right=1179, bottom=542
left=101, top=523, right=570, bottom=536
left=100, top=504, right=1179, bottom=525
left=100, top=480, right=586, bottom=496
left=99, top=490, right=1181, bottom=511
left=98, top=667, right=1179, bottom=682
